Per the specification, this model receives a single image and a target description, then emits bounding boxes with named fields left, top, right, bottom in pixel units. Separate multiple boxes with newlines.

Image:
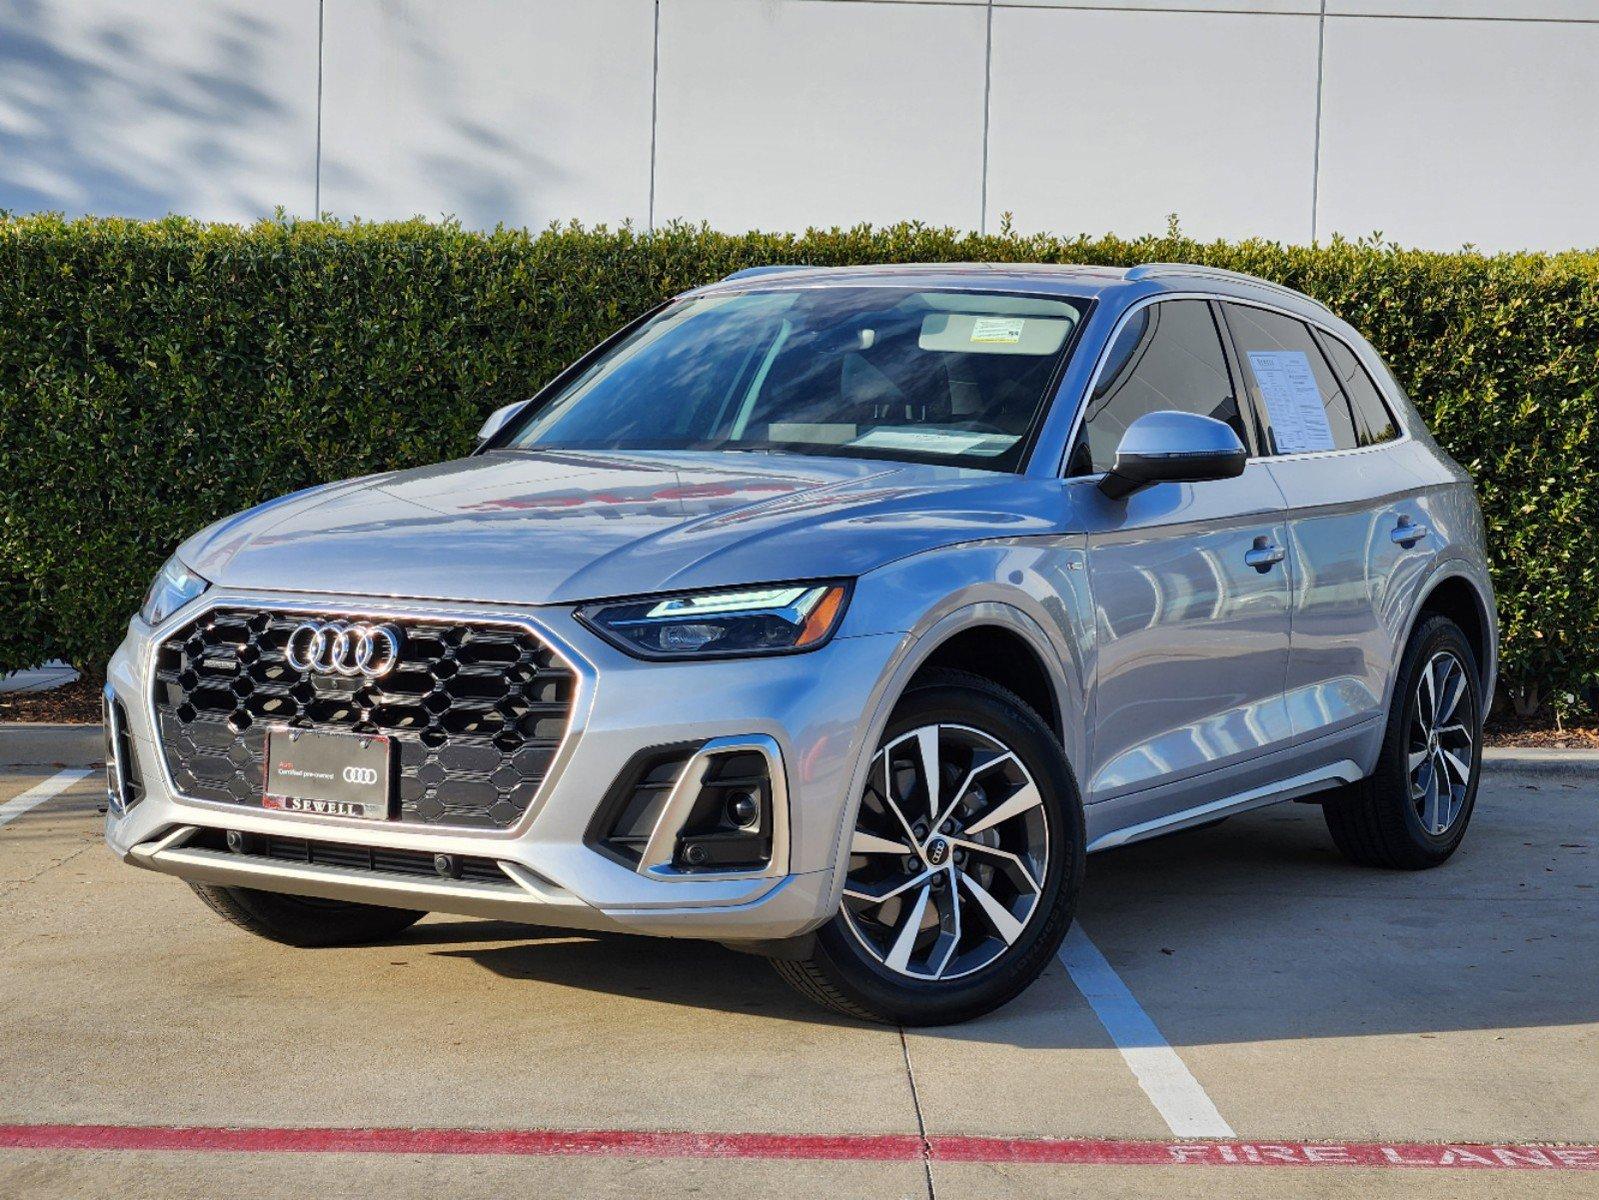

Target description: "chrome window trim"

left=141, top=595, right=596, bottom=841
left=1056, top=290, right=1415, bottom=479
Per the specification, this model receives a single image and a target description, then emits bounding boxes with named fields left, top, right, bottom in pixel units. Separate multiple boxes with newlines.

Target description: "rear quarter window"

left=1318, top=333, right=1401, bottom=446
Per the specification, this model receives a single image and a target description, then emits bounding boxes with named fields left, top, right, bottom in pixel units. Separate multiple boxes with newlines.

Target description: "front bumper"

left=105, top=589, right=904, bottom=941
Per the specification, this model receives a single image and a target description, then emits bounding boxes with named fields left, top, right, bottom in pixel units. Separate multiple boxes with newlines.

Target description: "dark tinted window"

left=1069, top=300, right=1244, bottom=475
left=1225, top=303, right=1359, bottom=454
left=1320, top=333, right=1399, bottom=445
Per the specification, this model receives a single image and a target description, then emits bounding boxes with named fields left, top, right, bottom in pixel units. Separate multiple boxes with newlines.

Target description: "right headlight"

left=576, top=582, right=850, bottom=660
left=138, top=554, right=210, bottom=626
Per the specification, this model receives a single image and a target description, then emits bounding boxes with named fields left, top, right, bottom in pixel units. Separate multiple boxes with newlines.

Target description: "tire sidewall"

left=814, top=677, right=1085, bottom=1023
left=1390, top=618, right=1483, bottom=855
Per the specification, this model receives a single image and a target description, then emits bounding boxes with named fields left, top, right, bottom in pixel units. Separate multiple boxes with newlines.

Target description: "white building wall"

left=1, top=0, right=1594, bottom=252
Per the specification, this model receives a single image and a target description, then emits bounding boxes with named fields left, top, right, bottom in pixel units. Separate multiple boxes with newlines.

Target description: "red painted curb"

left=0, top=1125, right=1594, bottom=1171
left=0, top=1125, right=922, bottom=1162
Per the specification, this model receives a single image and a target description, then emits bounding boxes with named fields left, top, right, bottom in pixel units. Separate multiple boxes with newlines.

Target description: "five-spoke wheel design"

left=841, top=723, right=1048, bottom=981
left=1409, top=649, right=1476, bottom=836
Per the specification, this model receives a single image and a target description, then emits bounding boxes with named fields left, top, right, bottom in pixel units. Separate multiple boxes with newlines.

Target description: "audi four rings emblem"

left=285, top=620, right=404, bottom=678
left=342, top=766, right=379, bottom=785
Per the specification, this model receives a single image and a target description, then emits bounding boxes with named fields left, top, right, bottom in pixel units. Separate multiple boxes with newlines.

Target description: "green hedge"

left=2, top=214, right=1596, bottom=710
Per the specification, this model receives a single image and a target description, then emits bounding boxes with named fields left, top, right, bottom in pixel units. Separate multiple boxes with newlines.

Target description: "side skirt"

left=1086, top=760, right=1362, bottom=853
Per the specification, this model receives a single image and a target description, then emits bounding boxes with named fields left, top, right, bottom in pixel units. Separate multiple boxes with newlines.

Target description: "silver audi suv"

left=104, top=263, right=1496, bottom=1024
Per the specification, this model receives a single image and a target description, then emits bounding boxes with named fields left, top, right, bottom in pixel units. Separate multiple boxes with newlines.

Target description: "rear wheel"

left=771, top=670, right=1084, bottom=1025
left=1323, top=614, right=1482, bottom=869
left=189, top=883, right=424, bottom=948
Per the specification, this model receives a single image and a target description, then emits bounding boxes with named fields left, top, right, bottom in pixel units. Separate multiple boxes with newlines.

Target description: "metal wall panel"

left=651, top=0, right=989, bottom=232
left=2, top=0, right=1595, bottom=251
left=986, top=6, right=1322, bottom=242
left=1324, top=2, right=1596, bottom=17
left=319, top=0, right=656, bottom=229
left=1317, top=15, right=1599, bottom=252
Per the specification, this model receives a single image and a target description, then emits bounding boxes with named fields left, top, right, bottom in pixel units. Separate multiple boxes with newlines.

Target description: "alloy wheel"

left=1409, top=650, right=1475, bottom=836
left=841, top=723, right=1048, bottom=981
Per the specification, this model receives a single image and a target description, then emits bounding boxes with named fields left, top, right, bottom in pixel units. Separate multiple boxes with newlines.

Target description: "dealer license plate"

left=262, top=727, right=393, bottom=821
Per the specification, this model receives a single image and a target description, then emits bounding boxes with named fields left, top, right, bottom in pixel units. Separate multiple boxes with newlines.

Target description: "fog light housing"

left=588, top=737, right=786, bottom=877
left=671, top=750, right=773, bottom=871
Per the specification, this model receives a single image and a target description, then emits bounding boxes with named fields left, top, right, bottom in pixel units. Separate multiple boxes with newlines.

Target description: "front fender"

left=820, top=537, right=1092, bottom=914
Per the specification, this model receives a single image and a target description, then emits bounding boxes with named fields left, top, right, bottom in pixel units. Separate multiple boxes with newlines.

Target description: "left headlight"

left=577, top=582, right=850, bottom=660
left=139, top=554, right=210, bottom=626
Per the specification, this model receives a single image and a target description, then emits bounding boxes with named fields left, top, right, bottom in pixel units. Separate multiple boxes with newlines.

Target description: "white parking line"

left=0, top=768, right=95, bottom=830
left=1059, top=923, right=1235, bottom=1138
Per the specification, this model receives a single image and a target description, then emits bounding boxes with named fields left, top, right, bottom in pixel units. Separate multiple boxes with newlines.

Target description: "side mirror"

left=476, top=399, right=531, bottom=447
left=1098, top=410, right=1247, bottom=500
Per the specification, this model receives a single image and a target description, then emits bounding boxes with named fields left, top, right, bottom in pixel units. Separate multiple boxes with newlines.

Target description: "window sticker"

left=1247, top=350, right=1335, bottom=453
left=849, top=427, right=1017, bottom=455
left=919, top=313, right=1067, bottom=355
left=970, top=317, right=1025, bottom=344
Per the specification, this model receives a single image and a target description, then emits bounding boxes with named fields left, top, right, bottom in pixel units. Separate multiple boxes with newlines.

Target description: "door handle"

left=1245, top=538, right=1285, bottom=572
left=1391, top=518, right=1430, bottom=547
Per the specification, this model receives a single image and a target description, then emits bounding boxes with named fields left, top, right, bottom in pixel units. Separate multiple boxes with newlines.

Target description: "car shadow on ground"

left=427, top=932, right=859, bottom=1026
left=403, top=781, right=1599, bottom=1046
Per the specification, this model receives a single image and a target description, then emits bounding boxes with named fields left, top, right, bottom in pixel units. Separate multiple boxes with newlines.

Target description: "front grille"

left=152, top=608, right=576, bottom=829
left=187, top=828, right=513, bottom=886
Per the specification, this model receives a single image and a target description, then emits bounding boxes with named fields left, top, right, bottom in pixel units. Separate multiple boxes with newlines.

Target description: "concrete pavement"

left=0, top=724, right=1594, bottom=1198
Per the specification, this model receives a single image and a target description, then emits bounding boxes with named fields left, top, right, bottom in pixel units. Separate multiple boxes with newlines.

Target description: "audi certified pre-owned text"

left=105, top=264, right=1496, bottom=1022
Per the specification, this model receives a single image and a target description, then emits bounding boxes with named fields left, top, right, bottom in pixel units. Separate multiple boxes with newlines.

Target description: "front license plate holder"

left=263, top=727, right=394, bottom=821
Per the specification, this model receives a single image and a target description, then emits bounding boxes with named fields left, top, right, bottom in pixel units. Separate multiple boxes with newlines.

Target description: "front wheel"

left=771, top=670, right=1084, bottom=1025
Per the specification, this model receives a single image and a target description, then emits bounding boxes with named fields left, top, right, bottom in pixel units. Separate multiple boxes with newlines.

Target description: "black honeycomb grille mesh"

left=151, top=609, right=575, bottom=829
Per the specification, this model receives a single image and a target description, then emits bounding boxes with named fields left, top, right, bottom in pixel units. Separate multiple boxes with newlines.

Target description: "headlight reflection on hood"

left=577, top=582, right=849, bottom=660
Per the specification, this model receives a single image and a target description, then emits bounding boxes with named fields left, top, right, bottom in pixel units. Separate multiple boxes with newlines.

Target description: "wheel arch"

left=904, top=624, right=1063, bottom=744
left=1400, top=567, right=1497, bottom=712
left=820, top=601, right=1078, bottom=916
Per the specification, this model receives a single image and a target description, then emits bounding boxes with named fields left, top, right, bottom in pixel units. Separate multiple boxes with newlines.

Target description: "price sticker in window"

left=969, top=317, right=1025, bottom=345
left=1248, top=350, right=1336, bottom=453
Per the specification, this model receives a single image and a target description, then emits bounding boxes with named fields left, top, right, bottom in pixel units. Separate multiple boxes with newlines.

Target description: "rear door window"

left=1223, top=303, right=1360, bottom=455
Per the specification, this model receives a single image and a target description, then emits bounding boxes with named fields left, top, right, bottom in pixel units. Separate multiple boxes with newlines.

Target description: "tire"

left=189, top=883, right=425, bottom=948
left=771, top=669, right=1085, bottom=1025
left=1322, top=614, right=1483, bottom=869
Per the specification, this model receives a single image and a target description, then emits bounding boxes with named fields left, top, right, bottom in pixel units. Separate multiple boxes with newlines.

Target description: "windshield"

left=505, top=287, right=1088, bottom=471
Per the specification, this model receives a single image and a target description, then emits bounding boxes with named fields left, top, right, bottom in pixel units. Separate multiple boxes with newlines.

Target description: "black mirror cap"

left=1097, top=411, right=1248, bottom=500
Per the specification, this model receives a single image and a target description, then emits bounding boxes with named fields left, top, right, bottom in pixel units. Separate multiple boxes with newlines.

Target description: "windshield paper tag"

left=970, top=317, right=1025, bottom=344
left=1247, top=350, right=1336, bottom=453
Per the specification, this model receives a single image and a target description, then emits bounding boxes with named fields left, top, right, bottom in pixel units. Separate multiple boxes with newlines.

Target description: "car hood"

left=179, top=450, right=1072, bottom=606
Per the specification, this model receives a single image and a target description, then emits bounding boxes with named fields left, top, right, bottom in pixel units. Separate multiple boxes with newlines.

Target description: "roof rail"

left=1123, top=262, right=1332, bottom=313
left=720, top=264, right=817, bottom=282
